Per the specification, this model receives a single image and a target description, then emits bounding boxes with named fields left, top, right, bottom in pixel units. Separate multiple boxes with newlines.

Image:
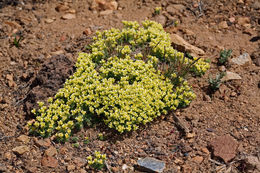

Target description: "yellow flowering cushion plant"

left=28, top=20, right=209, bottom=141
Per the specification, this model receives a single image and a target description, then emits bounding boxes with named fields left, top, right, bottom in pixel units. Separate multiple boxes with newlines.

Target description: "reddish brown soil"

left=0, top=0, right=259, bottom=172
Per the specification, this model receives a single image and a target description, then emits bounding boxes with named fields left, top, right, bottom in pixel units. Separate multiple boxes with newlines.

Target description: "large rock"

left=231, top=53, right=251, bottom=66
left=209, top=134, right=238, bottom=163
left=170, top=34, right=205, bottom=56
left=17, top=135, right=30, bottom=144
left=222, top=71, right=242, bottom=82
left=136, top=157, right=165, bottom=173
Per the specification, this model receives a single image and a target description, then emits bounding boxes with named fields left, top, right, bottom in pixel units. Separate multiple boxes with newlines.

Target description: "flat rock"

left=209, top=134, right=238, bottom=163
left=222, top=71, right=242, bottom=82
left=100, top=10, right=113, bottom=16
left=192, top=156, right=204, bottom=164
left=35, top=138, right=51, bottom=148
left=170, top=34, right=205, bottom=56
left=91, top=0, right=118, bottom=11
left=55, top=4, right=70, bottom=12
left=45, top=18, right=55, bottom=24
left=44, top=146, right=57, bottom=157
left=61, top=13, right=76, bottom=20
left=218, top=21, right=228, bottom=29
left=17, top=135, right=30, bottom=144
left=237, top=17, right=250, bottom=26
left=166, top=4, right=186, bottom=15
left=154, top=15, right=167, bottom=26
left=243, top=155, right=260, bottom=171
left=136, top=157, right=165, bottom=173
left=12, top=145, right=30, bottom=155
left=41, top=156, right=58, bottom=168
left=231, top=53, right=251, bottom=66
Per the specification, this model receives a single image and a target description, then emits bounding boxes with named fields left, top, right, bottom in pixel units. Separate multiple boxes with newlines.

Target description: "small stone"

left=237, top=17, right=250, bottom=26
left=74, top=157, right=86, bottom=168
left=122, top=164, right=129, bottom=170
left=192, top=156, right=204, bottom=164
left=218, top=21, right=228, bottom=29
left=83, top=28, right=92, bottom=35
left=4, top=152, right=12, bottom=160
left=229, top=17, right=236, bottom=23
left=201, top=148, right=210, bottom=155
left=67, top=165, right=75, bottom=171
left=186, top=132, right=195, bottom=139
left=170, top=34, right=205, bottom=56
left=154, top=15, right=167, bottom=26
left=67, top=9, right=76, bottom=14
left=166, top=4, right=185, bottom=16
left=231, top=53, right=251, bottom=66
left=6, top=74, right=16, bottom=87
left=222, top=71, right=242, bottom=82
left=35, top=138, right=51, bottom=147
left=59, top=147, right=68, bottom=154
left=45, top=18, right=55, bottom=24
left=55, top=4, right=70, bottom=12
left=79, top=169, right=87, bottom=173
left=209, top=134, right=238, bottom=163
left=219, top=65, right=226, bottom=72
left=91, top=0, right=118, bottom=11
left=51, top=50, right=64, bottom=55
left=203, top=94, right=212, bottom=102
left=45, top=146, right=57, bottom=157
left=237, top=0, right=244, bottom=4
left=12, top=145, right=30, bottom=155
left=41, top=156, right=58, bottom=168
left=244, top=155, right=260, bottom=171
left=61, top=13, right=76, bottom=20
left=252, top=1, right=260, bottom=10
left=100, top=10, right=113, bottom=16
left=183, top=29, right=195, bottom=36
left=136, top=157, right=165, bottom=173
left=17, top=135, right=30, bottom=144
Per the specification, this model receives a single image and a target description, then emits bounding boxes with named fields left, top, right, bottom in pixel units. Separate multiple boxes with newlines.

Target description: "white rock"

left=61, top=13, right=76, bottom=20
left=222, top=71, right=242, bottom=82
left=231, top=53, right=251, bottom=66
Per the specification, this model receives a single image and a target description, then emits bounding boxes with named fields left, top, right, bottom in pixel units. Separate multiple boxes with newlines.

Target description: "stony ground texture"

left=0, top=0, right=259, bottom=172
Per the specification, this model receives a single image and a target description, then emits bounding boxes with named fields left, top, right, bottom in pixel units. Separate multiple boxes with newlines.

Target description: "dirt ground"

left=0, top=0, right=259, bottom=172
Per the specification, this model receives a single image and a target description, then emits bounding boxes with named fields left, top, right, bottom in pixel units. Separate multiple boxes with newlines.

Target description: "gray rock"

left=231, top=53, right=251, bottom=66
left=222, top=71, right=242, bottom=82
left=136, top=157, right=165, bottom=173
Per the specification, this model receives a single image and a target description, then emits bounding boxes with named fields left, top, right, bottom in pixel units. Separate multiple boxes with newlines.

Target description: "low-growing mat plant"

left=208, top=72, right=226, bottom=92
left=87, top=151, right=107, bottom=170
left=218, top=49, right=232, bottom=65
left=27, top=20, right=210, bottom=141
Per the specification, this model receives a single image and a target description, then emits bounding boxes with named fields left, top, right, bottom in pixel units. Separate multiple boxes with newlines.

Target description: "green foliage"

left=12, top=34, right=23, bottom=48
left=154, top=7, right=162, bottom=15
left=208, top=72, right=226, bottom=91
left=28, top=20, right=210, bottom=141
left=97, top=133, right=105, bottom=141
left=218, top=49, right=232, bottom=65
left=87, top=151, right=106, bottom=170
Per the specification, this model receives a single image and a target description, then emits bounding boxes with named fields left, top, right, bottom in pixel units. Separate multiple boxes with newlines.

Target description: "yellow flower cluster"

left=87, top=151, right=106, bottom=170
left=28, top=20, right=209, bottom=140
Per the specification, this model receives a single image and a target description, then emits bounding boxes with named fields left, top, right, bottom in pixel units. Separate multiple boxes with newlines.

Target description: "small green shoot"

left=218, top=49, right=232, bottom=65
left=208, top=72, right=226, bottom=92
left=72, top=143, right=80, bottom=148
left=71, top=136, right=79, bottom=143
left=97, top=133, right=105, bottom=141
left=154, top=7, right=162, bottom=15
left=12, top=34, right=23, bottom=48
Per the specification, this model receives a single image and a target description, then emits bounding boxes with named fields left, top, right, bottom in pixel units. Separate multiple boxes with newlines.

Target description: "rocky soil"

left=0, top=0, right=259, bottom=172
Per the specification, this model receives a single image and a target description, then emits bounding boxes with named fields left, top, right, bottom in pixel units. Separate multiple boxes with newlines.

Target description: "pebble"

left=136, top=157, right=166, bottom=173
left=154, top=15, right=167, bottom=26
left=192, top=156, right=204, bottom=164
left=35, top=138, right=51, bottom=148
left=55, top=4, right=70, bottom=12
left=4, top=152, right=12, bottom=160
left=221, top=71, right=242, bottom=81
left=83, top=28, right=92, bottom=35
left=6, top=74, right=16, bottom=87
left=12, top=145, right=30, bottom=155
left=67, top=165, right=76, bottom=171
left=237, top=17, right=250, bottom=26
left=17, top=135, right=30, bottom=144
left=231, top=53, right=251, bottom=66
left=51, top=50, right=64, bottom=55
left=218, top=21, right=228, bottom=29
left=186, top=132, right=195, bottom=139
left=201, top=147, right=210, bottom=155
left=45, top=18, right=55, bottom=24
left=100, top=10, right=113, bottom=16
left=61, top=13, right=76, bottom=20
left=229, top=17, right=236, bottom=23
left=44, top=146, right=57, bottom=157
left=41, top=156, right=58, bottom=168
left=209, top=134, right=238, bottom=163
